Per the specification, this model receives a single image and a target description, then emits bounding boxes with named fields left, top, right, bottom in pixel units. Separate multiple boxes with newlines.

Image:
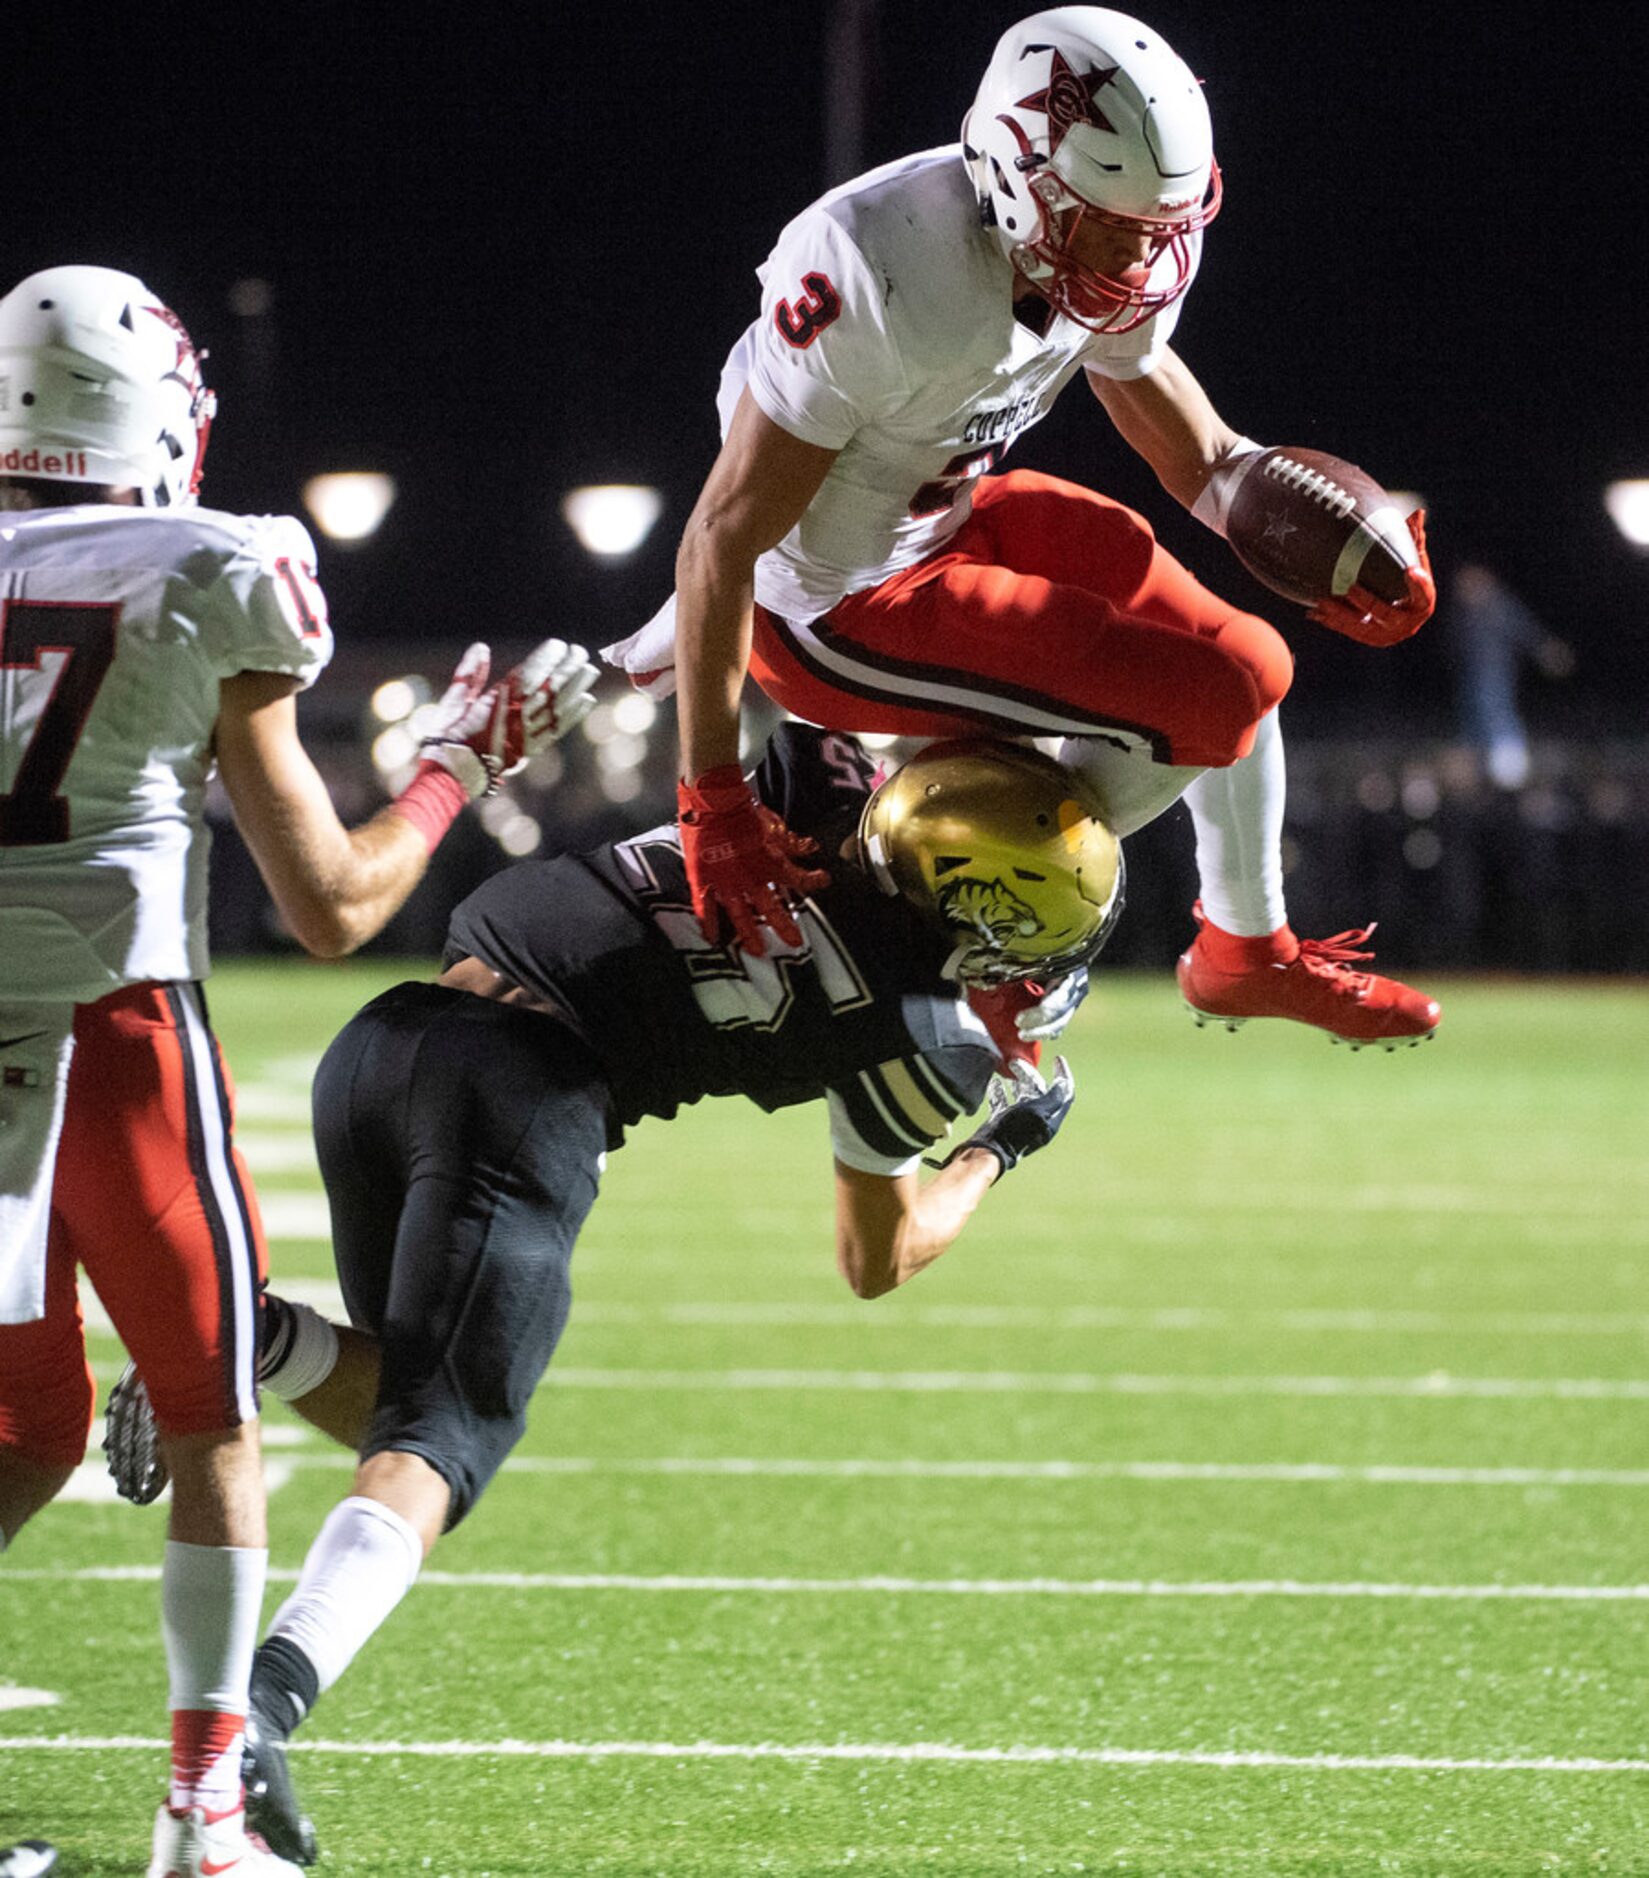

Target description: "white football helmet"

left=0, top=265, right=216, bottom=507
left=961, top=7, right=1221, bottom=333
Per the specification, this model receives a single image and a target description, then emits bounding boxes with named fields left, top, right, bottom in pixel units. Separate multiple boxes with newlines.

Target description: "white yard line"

left=1, top=1734, right=1644, bottom=1775
left=5, top=1566, right=1646, bottom=1602
left=566, top=1301, right=1649, bottom=1337
left=271, top=1453, right=1649, bottom=1489
left=234, top=1131, right=321, bottom=1175
left=541, top=1367, right=1649, bottom=1401
left=75, top=1284, right=1649, bottom=1339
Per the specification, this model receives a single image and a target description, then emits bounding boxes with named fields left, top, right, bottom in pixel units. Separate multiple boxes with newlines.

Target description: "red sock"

left=170, top=1708, right=245, bottom=1814
left=1195, top=905, right=1299, bottom=968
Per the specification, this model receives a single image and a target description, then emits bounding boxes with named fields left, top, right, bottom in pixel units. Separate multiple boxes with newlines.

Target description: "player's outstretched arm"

left=217, top=637, right=596, bottom=957
left=1086, top=347, right=1245, bottom=511
left=675, top=390, right=837, bottom=952
left=833, top=1060, right=1076, bottom=1299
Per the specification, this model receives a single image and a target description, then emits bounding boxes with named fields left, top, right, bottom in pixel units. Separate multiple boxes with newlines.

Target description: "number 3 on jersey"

left=0, top=599, right=119, bottom=845
left=774, top=272, right=842, bottom=351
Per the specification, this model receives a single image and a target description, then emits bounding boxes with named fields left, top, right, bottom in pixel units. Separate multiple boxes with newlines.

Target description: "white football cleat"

left=148, top=1805, right=304, bottom=1878
left=0, top=1844, right=58, bottom=1878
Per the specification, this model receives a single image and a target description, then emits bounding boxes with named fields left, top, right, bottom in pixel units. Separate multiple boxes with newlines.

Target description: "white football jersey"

left=720, top=145, right=1195, bottom=624
left=0, top=503, right=333, bottom=1001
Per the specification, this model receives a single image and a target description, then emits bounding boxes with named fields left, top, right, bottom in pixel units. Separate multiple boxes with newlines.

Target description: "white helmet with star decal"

left=961, top=7, right=1221, bottom=333
left=0, top=265, right=216, bottom=508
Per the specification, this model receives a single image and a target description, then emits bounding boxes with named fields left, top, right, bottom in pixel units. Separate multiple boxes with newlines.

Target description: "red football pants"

left=751, top=469, right=1293, bottom=768
left=0, top=982, right=266, bottom=1469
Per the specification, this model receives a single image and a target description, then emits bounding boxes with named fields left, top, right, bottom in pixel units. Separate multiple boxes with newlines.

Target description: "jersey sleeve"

left=200, top=513, right=335, bottom=687
left=826, top=1045, right=989, bottom=1176
left=751, top=723, right=877, bottom=829
left=744, top=208, right=910, bottom=451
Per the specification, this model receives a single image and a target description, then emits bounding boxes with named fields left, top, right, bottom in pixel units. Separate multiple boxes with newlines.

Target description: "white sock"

left=1184, top=706, right=1288, bottom=936
left=1055, top=738, right=1204, bottom=839
left=163, top=1542, right=266, bottom=1712
left=162, top=1541, right=267, bottom=1811
left=265, top=1495, right=423, bottom=1696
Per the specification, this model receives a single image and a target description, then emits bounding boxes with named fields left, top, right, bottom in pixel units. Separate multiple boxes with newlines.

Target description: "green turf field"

left=4, top=963, right=1647, bottom=1874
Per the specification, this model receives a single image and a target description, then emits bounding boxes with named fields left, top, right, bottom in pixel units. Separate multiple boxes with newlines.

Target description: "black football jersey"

left=444, top=725, right=997, bottom=1145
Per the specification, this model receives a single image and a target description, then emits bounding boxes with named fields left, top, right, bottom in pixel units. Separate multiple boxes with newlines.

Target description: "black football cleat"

left=243, top=1699, right=318, bottom=1868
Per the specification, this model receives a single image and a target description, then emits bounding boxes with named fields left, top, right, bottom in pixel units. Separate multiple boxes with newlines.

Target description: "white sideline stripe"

left=569, top=1301, right=1649, bottom=1337
left=542, top=1367, right=1649, bottom=1401
left=82, top=1294, right=1649, bottom=1341
left=235, top=1130, right=320, bottom=1175
left=1, top=1734, right=1644, bottom=1775
left=77, top=1284, right=1649, bottom=1343
left=273, top=1453, right=1649, bottom=1490
left=256, top=1192, right=332, bottom=1240
left=6, top=1566, right=1646, bottom=1602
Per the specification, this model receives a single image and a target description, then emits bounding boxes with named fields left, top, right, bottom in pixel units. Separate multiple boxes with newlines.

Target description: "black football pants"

left=311, top=981, right=610, bottom=1525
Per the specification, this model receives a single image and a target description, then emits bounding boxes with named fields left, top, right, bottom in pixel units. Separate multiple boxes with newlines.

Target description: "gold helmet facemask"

left=858, top=739, right=1124, bottom=986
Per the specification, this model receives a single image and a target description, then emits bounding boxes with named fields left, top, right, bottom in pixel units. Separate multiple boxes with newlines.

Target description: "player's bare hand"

left=678, top=766, right=830, bottom=955
left=1309, top=510, right=1435, bottom=647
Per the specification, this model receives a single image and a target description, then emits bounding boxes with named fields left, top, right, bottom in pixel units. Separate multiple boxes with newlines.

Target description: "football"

left=1222, top=446, right=1419, bottom=608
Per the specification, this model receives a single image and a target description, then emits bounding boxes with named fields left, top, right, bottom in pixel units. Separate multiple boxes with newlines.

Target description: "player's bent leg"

left=1176, top=902, right=1442, bottom=1048
left=0, top=1208, right=98, bottom=1539
left=752, top=520, right=1290, bottom=767
left=1185, top=705, right=1287, bottom=937
left=0, top=1453, right=76, bottom=1549
left=107, top=1299, right=369, bottom=1508
left=245, top=1489, right=428, bottom=1867
left=164, top=1422, right=267, bottom=1548
left=1057, top=738, right=1206, bottom=838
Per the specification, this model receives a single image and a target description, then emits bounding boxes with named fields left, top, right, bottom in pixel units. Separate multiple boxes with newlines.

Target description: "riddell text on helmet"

left=0, top=448, right=92, bottom=476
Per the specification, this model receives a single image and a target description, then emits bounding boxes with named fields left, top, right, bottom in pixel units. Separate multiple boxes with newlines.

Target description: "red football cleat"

left=1175, top=903, right=1441, bottom=1050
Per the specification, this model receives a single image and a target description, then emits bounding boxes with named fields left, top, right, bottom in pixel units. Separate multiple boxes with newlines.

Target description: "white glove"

left=421, top=638, right=599, bottom=798
left=1014, top=968, right=1090, bottom=1043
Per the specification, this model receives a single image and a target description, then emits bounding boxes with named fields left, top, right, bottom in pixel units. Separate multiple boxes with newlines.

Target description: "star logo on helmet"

left=1016, top=49, right=1120, bottom=154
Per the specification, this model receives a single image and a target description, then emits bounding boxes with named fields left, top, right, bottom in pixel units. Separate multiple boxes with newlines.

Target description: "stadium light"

left=1604, top=480, right=1649, bottom=547
left=561, top=484, right=664, bottom=558
left=370, top=676, right=429, bottom=724
left=303, top=472, right=397, bottom=544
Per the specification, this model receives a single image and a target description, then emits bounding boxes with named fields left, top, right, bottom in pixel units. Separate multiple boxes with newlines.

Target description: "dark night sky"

left=8, top=2, right=1648, bottom=733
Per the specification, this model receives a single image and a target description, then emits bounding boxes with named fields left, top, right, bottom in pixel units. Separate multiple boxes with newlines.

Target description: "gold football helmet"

left=858, top=739, right=1124, bottom=985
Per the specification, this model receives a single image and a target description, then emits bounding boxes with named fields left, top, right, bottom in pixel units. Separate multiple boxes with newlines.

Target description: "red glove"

left=1308, top=510, right=1435, bottom=647
left=966, top=981, right=1046, bottom=1072
left=677, top=765, right=830, bottom=955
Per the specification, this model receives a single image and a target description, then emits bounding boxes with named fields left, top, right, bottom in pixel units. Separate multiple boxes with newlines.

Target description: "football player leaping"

left=0, top=266, right=597, bottom=1878
left=110, top=727, right=1110, bottom=1866
left=607, top=5, right=1439, bottom=1047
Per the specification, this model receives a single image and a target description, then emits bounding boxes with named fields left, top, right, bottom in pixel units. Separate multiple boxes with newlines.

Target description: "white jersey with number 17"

left=0, top=503, right=333, bottom=1002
